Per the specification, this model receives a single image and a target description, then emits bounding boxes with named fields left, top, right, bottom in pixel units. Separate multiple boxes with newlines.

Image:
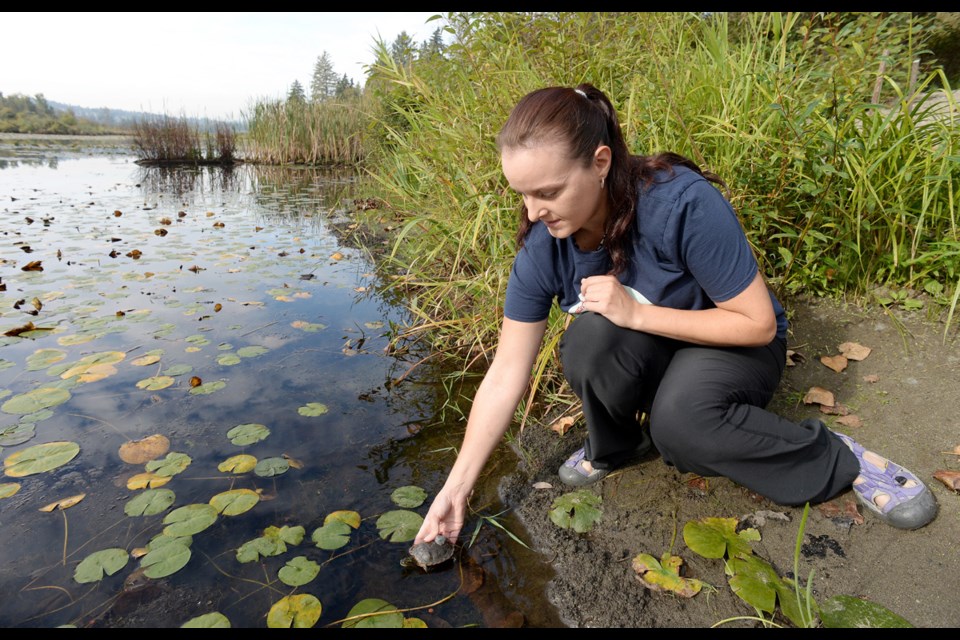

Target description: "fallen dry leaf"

left=941, top=445, right=960, bottom=456
left=817, top=501, right=842, bottom=518
left=820, top=354, right=848, bottom=373
left=862, top=374, right=880, bottom=383
left=838, top=341, right=872, bottom=361
left=119, top=434, right=170, bottom=465
left=804, top=386, right=835, bottom=406
left=835, top=415, right=863, bottom=428
left=820, top=402, right=850, bottom=416
left=843, top=498, right=864, bottom=525
left=549, top=415, right=576, bottom=436
left=21, top=260, right=43, bottom=271
left=39, top=494, right=86, bottom=512
left=786, top=349, right=805, bottom=367
left=933, top=470, right=960, bottom=492
left=686, top=475, right=709, bottom=493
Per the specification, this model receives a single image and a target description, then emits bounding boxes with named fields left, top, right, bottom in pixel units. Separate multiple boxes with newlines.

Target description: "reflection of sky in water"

left=0, top=152, right=505, bottom=628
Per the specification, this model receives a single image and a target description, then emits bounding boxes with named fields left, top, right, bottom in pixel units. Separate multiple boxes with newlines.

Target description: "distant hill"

left=48, top=100, right=245, bottom=132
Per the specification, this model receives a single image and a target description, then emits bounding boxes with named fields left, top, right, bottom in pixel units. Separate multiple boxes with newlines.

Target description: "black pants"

left=558, top=312, right=859, bottom=506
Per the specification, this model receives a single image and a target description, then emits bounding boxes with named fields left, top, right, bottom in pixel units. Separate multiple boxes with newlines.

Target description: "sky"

left=1, top=12, right=444, bottom=121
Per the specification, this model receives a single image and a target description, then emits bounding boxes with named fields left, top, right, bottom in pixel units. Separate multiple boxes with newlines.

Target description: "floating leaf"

left=237, top=345, right=268, bottom=358
left=2, top=387, right=71, bottom=415
left=236, top=525, right=304, bottom=563
left=74, top=548, right=130, bottom=583
left=391, top=485, right=427, bottom=508
left=364, top=321, right=384, bottom=329
left=267, top=594, right=322, bottom=629
left=632, top=552, right=703, bottom=597
left=26, top=348, right=67, bottom=371
left=254, top=457, right=289, bottom=477
left=39, top=493, right=85, bottom=511
left=218, top=454, right=257, bottom=474
left=124, top=488, right=176, bottom=516
left=376, top=509, right=424, bottom=542
left=216, top=353, right=241, bottom=366
left=162, top=503, right=218, bottom=537
left=312, top=520, right=352, bottom=550
left=227, top=423, right=270, bottom=446
left=131, top=354, right=162, bottom=366
left=548, top=489, right=602, bottom=533
left=819, top=594, right=914, bottom=628
left=325, top=510, right=361, bottom=529
left=342, top=598, right=403, bottom=629
left=126, top=472, right=172, bottom=489
left=189, top=380, right=226, bottom=395
left=4, top=441, right=80, bottom=477
left=0, top=482, right=21, bottom=498
left=278, top=556, right=320, bottom=587
left=210, top=488, right=260, bottom=516
left=181, top=612, right=231, bottom=628
left=291, top=321, right=327, bottom=332
left=163, top=364, right=193, bottom=377
left=185, top=334, right=210, bottom=346
left=140, top=538, right=191, bottom=578
left=298, top=402, right=328, bottom=417
left=820, top=355, right=848, bottom=373
left=145, top=452, right=192, bottom=477
left=0, top=423, right=36, bottom=446
left=683, top=517, right=759, bottom=560
left=119, top=434, right=170, bottom=464
left=838, top=342, right=872, bottom=361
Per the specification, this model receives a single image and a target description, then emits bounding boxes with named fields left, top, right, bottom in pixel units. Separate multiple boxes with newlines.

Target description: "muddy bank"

left=497, top=295, right=960, bottom=628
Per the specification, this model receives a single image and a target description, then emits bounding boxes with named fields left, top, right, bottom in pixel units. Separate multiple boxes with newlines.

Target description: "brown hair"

left=496, top=83, right=726, bottom=276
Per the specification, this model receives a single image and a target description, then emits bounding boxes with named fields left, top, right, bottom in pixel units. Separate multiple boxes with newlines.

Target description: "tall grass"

left=132, top=115, right=238, bottom=165
left=358, top=12, right=960, bottom=415
left=244, top=96, right=367, bottom=166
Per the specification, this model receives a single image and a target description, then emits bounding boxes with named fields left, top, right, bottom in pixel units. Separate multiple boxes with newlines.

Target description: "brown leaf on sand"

left=817, top=498, right=863, bottom=525
left=803, top=386, right=835, bottom=406
left=941, top=445, right=960, bottom=456
left=817, top=501, right=842, bottom=518
left=820, top=402, right=850, bottom=416
left=843, top=498, right=864, bottom=524
left=838, top=342, right=872, bottom=361
left=835, top=415, right=863, bottom=428
left=862, top=374, right=880, bottom=383
left=933, top=470, right=960, bottom=492
left=786, top=349, right=805, bottom=367
left=820, top=354, right=848, bottom=373
left=549, top=415, right=576, bottom=436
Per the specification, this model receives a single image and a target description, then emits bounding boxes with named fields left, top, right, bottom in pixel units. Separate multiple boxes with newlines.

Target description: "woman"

left=413, top=83, right=937, bottom=546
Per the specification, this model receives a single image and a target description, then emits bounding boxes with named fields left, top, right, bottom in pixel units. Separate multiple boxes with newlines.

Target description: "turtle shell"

left=404, top=535, right=455, bottom=570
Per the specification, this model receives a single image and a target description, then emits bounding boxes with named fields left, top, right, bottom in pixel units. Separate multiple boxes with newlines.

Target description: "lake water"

left=0, top=140, right=561, bottom=628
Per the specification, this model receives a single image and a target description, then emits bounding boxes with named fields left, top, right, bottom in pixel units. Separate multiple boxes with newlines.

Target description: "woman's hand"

left=414, top=485, right=468, bottom=545
left=577, top=274, right=638, bottom=328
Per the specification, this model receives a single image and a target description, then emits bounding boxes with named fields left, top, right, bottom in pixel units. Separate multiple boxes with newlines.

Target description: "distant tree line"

left=0, top=92, right=120, bottom=134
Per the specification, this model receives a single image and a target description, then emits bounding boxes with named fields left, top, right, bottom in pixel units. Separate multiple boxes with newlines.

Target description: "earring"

left=601, top=176, right=606, bottom=189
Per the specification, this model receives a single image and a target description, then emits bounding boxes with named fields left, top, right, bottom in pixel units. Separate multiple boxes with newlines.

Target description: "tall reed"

left=132, top=115, right=238, bottom=165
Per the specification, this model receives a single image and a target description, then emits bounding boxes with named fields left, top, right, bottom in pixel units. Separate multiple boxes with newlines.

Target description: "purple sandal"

left=558, top=448, right=610, bottom=487
left=834, top=431, right=937, bottom=530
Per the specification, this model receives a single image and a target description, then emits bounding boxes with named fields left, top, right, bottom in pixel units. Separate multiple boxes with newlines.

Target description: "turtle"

left=402, top=534, right=456, bottom=571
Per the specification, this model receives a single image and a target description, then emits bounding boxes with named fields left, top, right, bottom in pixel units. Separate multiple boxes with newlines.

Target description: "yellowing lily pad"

left=131, top=354, right=162, bottom=366
left=26, top=348, right=67, bottom=371
left=136, top=375, right=175, bottom=390
left=2, top=387, right=71, bottom=415
left=218, top=454, right=257, bottom=474
left=632, top=551, right=704, bottom=598
left=119, top=434, right=171, bottom=464
left=4, top=441, right=80, bottom=477
left=267, top=593, right=322, bottom=629
left=0, top=482, right=22, bottom=498
left=126, top=472, right=172, bottom=489
left=209, top=488, right=260, bottom=516
left=189, top=380, right=226, bottom=395
left=39, top=493, right=86, bottom=512
left=325, top=510, right=361, bottom=529
left=298, top=402, right=328, bottom=417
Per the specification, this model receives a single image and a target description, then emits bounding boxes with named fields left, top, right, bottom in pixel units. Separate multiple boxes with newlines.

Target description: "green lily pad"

left=297, top=402, right=328, bottom=417
left=684, top=517, right=760, bottom=560
left=2, top=387, right=71, bottom=415
left=236, top=345, right=268, bottom=358
left=136, top=375, right=175, bottom=390
left=375, top=509, right=423, bottom=543
left=74, top=548, right=130, bottom=583
left=162, top=503, right=218, bottom=536
left=278, top=556, right=320, bottom=587
left=162, top=364, right=193, bottom=376
left=0, top=422, right=36, bottom=446
left=254, top=457, right=289, bottom=477
left=549, top=489, right=602, bottom=533
left=391, top=485, right=427, bottom=508
left=819, top=594, right=914, bottom=628
left=124, top=488, right=176, bottom=516
left=209, top=488, right=260, bottom=516
left=185, top=334, right=210, bottom=346
left=145, top=452, right=192, bottom=477
left=26, top=348, right=67, bottom=371
left=342, top=598, right=403, bottom=628
left=727, top=552, right=813, bottom=627
left=141, top=538, right=192, bottom=578
left=216, top=353, right=241, bottom=366
left=188, top=380, right=226, bottom=395
left=236, top=525, right=305, bottom=563
left=181, top=612, right=231, bottom=628
left=312, top=520, right=352, bottom=550
left=226, top=423, right=270, bottom=446
left=4, top=441, right=80, bottom=477
left=267, top=594, right=322, bottom=629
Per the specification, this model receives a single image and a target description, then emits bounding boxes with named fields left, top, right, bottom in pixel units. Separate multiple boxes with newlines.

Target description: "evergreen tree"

left=287, top=80, right=307, bottom=104
left=390, top=31, right=416, bottom=67
left=310, top=51, right=338, bottom=101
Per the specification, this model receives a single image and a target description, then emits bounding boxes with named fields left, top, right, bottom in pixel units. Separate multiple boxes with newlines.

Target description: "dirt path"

left=497, top=295, right=960, bottom=628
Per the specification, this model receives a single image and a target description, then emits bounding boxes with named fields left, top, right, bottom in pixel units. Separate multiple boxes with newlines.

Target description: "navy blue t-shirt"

left=503, top=165, right=788, bottom=340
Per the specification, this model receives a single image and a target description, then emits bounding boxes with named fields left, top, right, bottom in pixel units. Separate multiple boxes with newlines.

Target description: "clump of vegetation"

left=0, top=92, right=116, bottom=134
left=132, top=115, right=238, bottom=166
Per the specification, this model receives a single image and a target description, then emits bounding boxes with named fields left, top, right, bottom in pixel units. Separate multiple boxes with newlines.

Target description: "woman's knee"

left=559, top=312, right=623, bottom=375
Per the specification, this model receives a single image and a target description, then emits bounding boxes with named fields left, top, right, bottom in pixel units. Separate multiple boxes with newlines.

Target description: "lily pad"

left=216, top=353, right=241, bottom=366
left=0, top=423, right=36, bottom=447
left=375, top=509, right=423, bottom=543
left=632, top=551, right=704, bottom=598
left=325, top=510, right=361, bottom=529
left=209, top=488, right=260, bottom=516
left=683, top=517, right=760, bottom=560
left=119, top=434, right=170, bottom=464
left=226, top=423, right=270, bottom=446
left=136, top=375, right=175, bottom=390
left=162, top=364, right=193, bottom=376
left=145, top=452, right=192, bottom=477
left=390, top=485, right=427, bottom=508
left=188, top=380, right=226, bottom=395
left=254, top=457, right=289, bottom=477
left=181, top=612, right=231, bottom=628
left=0, top=482, right=21, bottom=499
left=278, top=556, right=320, bottom=587
left=342, top=598, right=403, bottom=628
left=162, top=503, right=218, bottom=536
left=140, top=538, right=192, bottom=579
left=819, top=594, right=914, bottom=628
left=312, top=520, right=352, bottom=550
left=124, top=488, right=176, bottom=517
left=237, top=345, right=268, bottom=358
left=267, top=593, right=322, bottom=629
left=2, top=387, right=71, bottom=415
left=74, top=548, right=130, bottom=583
left=549, top=489, right=602, bottom=533
left=218, top=454, right=257, bottom=474
left=4, top=441, right=80, bottom=477
left=25, top=348, right=67, bottom=371
left=298, top=402, right=328, bottom=417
